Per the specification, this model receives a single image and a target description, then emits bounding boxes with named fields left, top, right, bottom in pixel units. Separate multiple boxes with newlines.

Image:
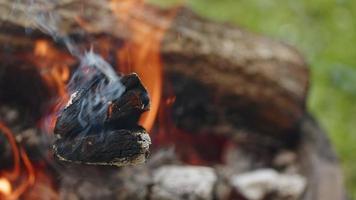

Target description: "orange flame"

left=26, top=2, right=177, bottom=133
left=0, top=178, right=11, bottom=197
left=0, top=122, right=35, bottom=200
left=111, top=0, right=176, bottom=131
left=31, top=40, right=75, bottom=132
left=33, top=40, right=72, bottom=98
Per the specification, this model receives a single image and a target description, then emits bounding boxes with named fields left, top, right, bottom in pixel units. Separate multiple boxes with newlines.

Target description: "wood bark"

left=163, top=9, right=308, bottom=135
left=0, top=0, right=308, bottom=135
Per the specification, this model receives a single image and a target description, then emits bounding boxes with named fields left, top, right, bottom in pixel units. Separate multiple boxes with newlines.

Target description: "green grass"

left=150, top=0, right=356, bottom=198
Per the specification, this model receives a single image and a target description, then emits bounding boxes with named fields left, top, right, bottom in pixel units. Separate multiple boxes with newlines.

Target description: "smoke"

left=26, top=0, right=79, bottom=56
left=67, top=51, right=125, bottom=129
left=24, top=0, right=126, bottom=132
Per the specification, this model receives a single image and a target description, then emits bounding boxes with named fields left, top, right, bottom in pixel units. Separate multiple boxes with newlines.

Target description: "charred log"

left=54, top=72, right=151, bottom=166
left=54, top=73, right=149, bottom=137
left=54, top=127, right=151, bottom=166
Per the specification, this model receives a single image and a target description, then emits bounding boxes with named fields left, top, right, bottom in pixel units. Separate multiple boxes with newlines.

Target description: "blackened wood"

left=53, top=127, right=151, bottom=166
left=54, top=74, right=105, bottom=139
left=54, top=73, right=149, bottom=138
left=106, top=73, right=150, bottom=129
left=53, top=72, right=151, bottom=166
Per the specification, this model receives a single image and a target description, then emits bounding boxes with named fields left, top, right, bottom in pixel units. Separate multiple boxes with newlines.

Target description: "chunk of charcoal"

left=53, top=126, right=151, bottom=166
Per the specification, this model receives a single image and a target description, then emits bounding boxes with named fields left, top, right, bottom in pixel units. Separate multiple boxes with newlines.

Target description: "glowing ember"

left=34, top=40, right=50, bottom=57
left=0, top=178, right=11, bottom=196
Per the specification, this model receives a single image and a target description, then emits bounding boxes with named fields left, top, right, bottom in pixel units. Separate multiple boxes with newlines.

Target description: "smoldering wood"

left=0, top=1, right=308, bottom=135
left=0, top=1, right=346, bottom=199
left=54, top=127, right=151, bottom=166
left=54, top=73, right=149, bottom=138
left=106, top=73, right=150, bottom=128
left=54, top=73, right=151, bottom=166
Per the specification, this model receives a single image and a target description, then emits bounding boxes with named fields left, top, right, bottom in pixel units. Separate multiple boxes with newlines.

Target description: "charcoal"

left=53, top=73, right=151, bottom=166
left=105, top=73, right=150, bottom=129
left=53, top=127, right=151, bottom=166
left=54, top=73, right=149, bottom=138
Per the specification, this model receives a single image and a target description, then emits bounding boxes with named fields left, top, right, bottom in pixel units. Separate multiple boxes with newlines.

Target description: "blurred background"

left=150, top=0, right=356, bottom=198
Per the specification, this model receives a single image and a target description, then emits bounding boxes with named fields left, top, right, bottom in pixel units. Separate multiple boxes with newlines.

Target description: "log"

left=54, top=70, right=151, bottom=166
left=53, top=127, right=151, bottom=167
left=54, top=73, right=149, bottom=138
left=0, top=0, right=309, bottom=135
left=163, top=9, right=308, bottom=135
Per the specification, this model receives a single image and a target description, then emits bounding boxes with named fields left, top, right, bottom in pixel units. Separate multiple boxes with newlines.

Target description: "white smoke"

left=68, top=50, right=126, bottom=129
left=25, top=0, right=126, bottom=131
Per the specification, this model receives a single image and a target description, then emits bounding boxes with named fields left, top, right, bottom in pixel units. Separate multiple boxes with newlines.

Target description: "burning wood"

left=0, top=1, right=346, bottom=199
left=53, top=53, right=151, bottom=166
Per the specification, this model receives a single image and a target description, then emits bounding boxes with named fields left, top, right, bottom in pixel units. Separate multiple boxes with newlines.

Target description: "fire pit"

left=0, top=0, right=346, bottom=200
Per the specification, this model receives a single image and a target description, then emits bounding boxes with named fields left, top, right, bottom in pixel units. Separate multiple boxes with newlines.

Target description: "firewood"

left=53, top=127, right=151, bottom=166
left=54, top=73, right=149, bottom=138
left=53, top=72, right=151, bottom=166
left=0, top=2, right=346, bottom=199
left=0, top=1, right=308, bottom=135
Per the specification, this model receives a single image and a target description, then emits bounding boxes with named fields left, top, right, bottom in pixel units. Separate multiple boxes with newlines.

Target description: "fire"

left=31, top=40, right=75, bottom=132
left=111, top=0, right=176, bottom=131
left=32, top=39, right=73, bottom=100
left=21, top=2, right=177, bottom=133
left=0, top=122, right=35, bottom=200
left=34, top=40, right=50, bottom=57
left=0, top=178, right=11, bottom=196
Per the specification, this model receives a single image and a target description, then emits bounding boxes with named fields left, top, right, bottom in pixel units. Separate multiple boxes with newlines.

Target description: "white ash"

left=65, top=91, right=78, bottom=108
left=151, top=165, right=217, bottom=200
left=230, top=168, right=306, bottom=200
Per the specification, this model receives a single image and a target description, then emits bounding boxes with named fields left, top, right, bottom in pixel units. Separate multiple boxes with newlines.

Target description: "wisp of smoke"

left=67, top=51, right=126, bottom=130
left=25, top=0, right=126, bottom=135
